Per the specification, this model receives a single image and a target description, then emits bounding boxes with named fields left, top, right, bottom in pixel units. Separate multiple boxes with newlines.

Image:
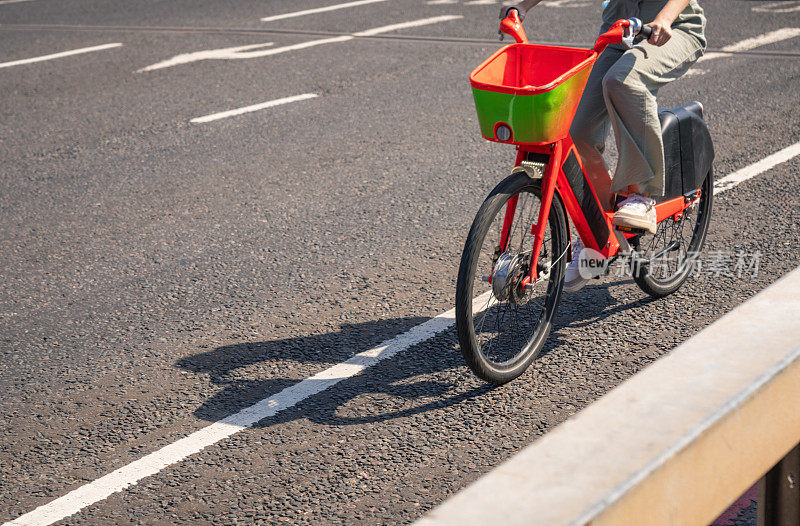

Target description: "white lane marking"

left=4, top=291, right=493, bottom=526
left=699, top=27, right=800, bottom=61
left=261, top=0, right=387, bottom=22
left=539, top=0, right=590, bottom=6
left=6, top=139, right=799, bottom=526
left=715, top=140, right=800, bottom=194
left=689, top=27, right=800, bottom=76
left=0, top=42, right=122, bottom=69
left=351, top=16, right=463, bottom=36
left=139, top=15, right=462, bottom=72
left=138, top=42, right=275, bottom=72
left=0, top=0, right=36, bottom=4
left=753, top=1, right=800, bottom=13
left=427, top=0, right=589, bottom=5
left=190, top=94, right=319, bottom=124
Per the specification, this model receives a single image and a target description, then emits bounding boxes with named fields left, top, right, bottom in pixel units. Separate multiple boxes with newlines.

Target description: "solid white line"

left=190, top=94, right=319, bottom=124
left=0, top=42, right=122, bottom=69
left=3, top=291, right=489, bottom=526
left=0, top=0, right=35, bottom=5
left=6, top=137, right=797, bottom=526
left=715, top=140, right=800, bottom=194
left=261, top=0, right=387, bottom=22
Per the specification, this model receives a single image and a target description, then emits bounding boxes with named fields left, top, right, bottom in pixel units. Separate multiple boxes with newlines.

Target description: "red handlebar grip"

left=499, top=9, right=528, bottom=44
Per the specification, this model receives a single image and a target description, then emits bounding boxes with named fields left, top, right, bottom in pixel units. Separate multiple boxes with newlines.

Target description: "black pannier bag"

left=659, top=101, right=715, bottom=199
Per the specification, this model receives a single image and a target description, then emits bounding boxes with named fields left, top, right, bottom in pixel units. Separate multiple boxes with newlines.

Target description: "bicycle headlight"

left=495, top=124, right=512, bottom=142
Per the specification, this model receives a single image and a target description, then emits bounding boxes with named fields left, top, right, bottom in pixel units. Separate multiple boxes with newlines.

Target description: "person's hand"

left=646, top=17, right=673, bottom=46
left=499, top=3, right=524, bottom=21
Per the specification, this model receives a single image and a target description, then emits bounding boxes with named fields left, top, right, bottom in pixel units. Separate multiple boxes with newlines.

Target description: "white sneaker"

left=613, top=194, right=657, bottom=234
left=564, top=238, right=588, bottom=292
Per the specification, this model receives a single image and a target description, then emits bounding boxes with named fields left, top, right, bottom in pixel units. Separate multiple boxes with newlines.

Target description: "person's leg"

left=569, top=47, right=624, bottom=211
left=601, top=28, right=705, bottom=197
left=564, top=48, right=625, bottom=292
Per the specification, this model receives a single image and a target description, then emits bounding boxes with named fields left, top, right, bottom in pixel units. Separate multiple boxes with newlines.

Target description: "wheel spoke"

left=477, top=190, right=557, bottom=363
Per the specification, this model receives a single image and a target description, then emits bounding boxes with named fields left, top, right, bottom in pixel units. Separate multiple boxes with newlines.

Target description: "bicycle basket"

left=470, top=43, right=597, bottom=145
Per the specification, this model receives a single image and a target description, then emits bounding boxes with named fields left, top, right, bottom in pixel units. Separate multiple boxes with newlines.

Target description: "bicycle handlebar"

left=498, top=14, right=652, bottom=50
left=625, top=18, right=654, bottom=40
left=499, top=9, right=528, bottom=44
left=592, top=18, right=653, bottom=53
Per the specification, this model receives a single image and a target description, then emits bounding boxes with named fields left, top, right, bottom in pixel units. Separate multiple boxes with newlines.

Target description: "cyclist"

left=500, top=0, right=706, bottom=291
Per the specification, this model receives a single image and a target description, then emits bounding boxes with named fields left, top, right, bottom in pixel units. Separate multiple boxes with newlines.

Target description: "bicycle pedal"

left=614, top=225, right=647, bottom=235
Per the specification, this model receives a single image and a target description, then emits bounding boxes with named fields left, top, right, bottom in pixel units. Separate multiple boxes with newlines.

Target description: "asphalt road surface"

left=1, top=0, right=799, bottom=524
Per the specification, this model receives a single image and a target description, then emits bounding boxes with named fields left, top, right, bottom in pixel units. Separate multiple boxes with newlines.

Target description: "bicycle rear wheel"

left=455, top=173, right=568, bottom=384
left=633, top=168, right=714, bottom=297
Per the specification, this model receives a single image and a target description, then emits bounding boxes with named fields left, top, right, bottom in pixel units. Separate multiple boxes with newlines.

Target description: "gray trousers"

left=570, top=0, right=706, bottom=208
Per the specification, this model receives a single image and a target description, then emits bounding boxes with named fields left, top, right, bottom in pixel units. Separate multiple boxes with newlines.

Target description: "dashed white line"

left=5, top=140, right=798, bottom=526
left=190, top=93, right=319, bottom=124
left=753, top=1, right=800, bottom=13
left=261, top=0, right=387, bottom=22
left=0, top=0, right=36, bottom=5
left=427, top=0, right=589, bottom=5
left=0, top=42, right=122, bottom=69
left=540, top=0, right=590, bottom=6
left=138, top=42, right=275, bottom=72
left=689, top=27, right=800, bottom=76
left=715, top=140, right=800, bottom=194
left=699, top=27, right=800, bottom=62
left=140, top=15, right=462, bottom=72
left=351, top=16, right=463, bottom=36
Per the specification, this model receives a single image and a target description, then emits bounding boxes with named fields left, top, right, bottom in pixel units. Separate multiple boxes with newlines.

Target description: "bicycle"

left=455, top=11, right=714, bottom=384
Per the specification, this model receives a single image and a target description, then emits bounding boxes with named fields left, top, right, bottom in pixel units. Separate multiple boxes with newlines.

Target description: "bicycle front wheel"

left=455, top=173, right=569, bottom=385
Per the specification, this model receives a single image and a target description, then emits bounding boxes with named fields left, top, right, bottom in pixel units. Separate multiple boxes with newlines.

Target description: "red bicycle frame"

left=495, top=14, right=700, bottom=284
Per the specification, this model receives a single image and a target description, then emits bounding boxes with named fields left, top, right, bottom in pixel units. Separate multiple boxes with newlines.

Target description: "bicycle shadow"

left=538, top=277, right=657, bottom=359
left=177, top=315, right=496, bottom=427
left=177, top=280, right=654, bottom=427
left=556, top=277, right=656, bottom=328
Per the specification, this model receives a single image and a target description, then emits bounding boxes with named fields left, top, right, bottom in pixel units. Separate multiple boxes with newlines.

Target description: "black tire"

left=455, top=173, right=569, bottom=384
left=633, top=168, right=714, bottom=298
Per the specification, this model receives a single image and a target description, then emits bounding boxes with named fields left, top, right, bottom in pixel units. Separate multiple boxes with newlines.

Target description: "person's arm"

left=498, top=0, right=542, bottom=21
left=648, top=0, right=691, bottom=46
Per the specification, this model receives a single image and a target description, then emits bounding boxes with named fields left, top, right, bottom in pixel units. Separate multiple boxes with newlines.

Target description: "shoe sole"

left=563, top=277, right=588, bottom=293
left=612, top=213, right=657, bottom=234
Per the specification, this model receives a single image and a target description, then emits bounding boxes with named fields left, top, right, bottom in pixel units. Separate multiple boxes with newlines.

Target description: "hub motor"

left=492, top=251, right=529, bottom=304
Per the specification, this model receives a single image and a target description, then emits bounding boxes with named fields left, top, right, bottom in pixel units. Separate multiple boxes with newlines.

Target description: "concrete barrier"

left=417, top=266, right=800, bottom=525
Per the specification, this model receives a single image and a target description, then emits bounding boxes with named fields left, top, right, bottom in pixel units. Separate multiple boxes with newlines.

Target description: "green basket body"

left=470, top=43, right=597, bottom=145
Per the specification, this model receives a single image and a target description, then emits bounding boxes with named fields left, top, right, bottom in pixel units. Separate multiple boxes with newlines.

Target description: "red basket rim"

left=469, top=43, right=598, bottom=96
